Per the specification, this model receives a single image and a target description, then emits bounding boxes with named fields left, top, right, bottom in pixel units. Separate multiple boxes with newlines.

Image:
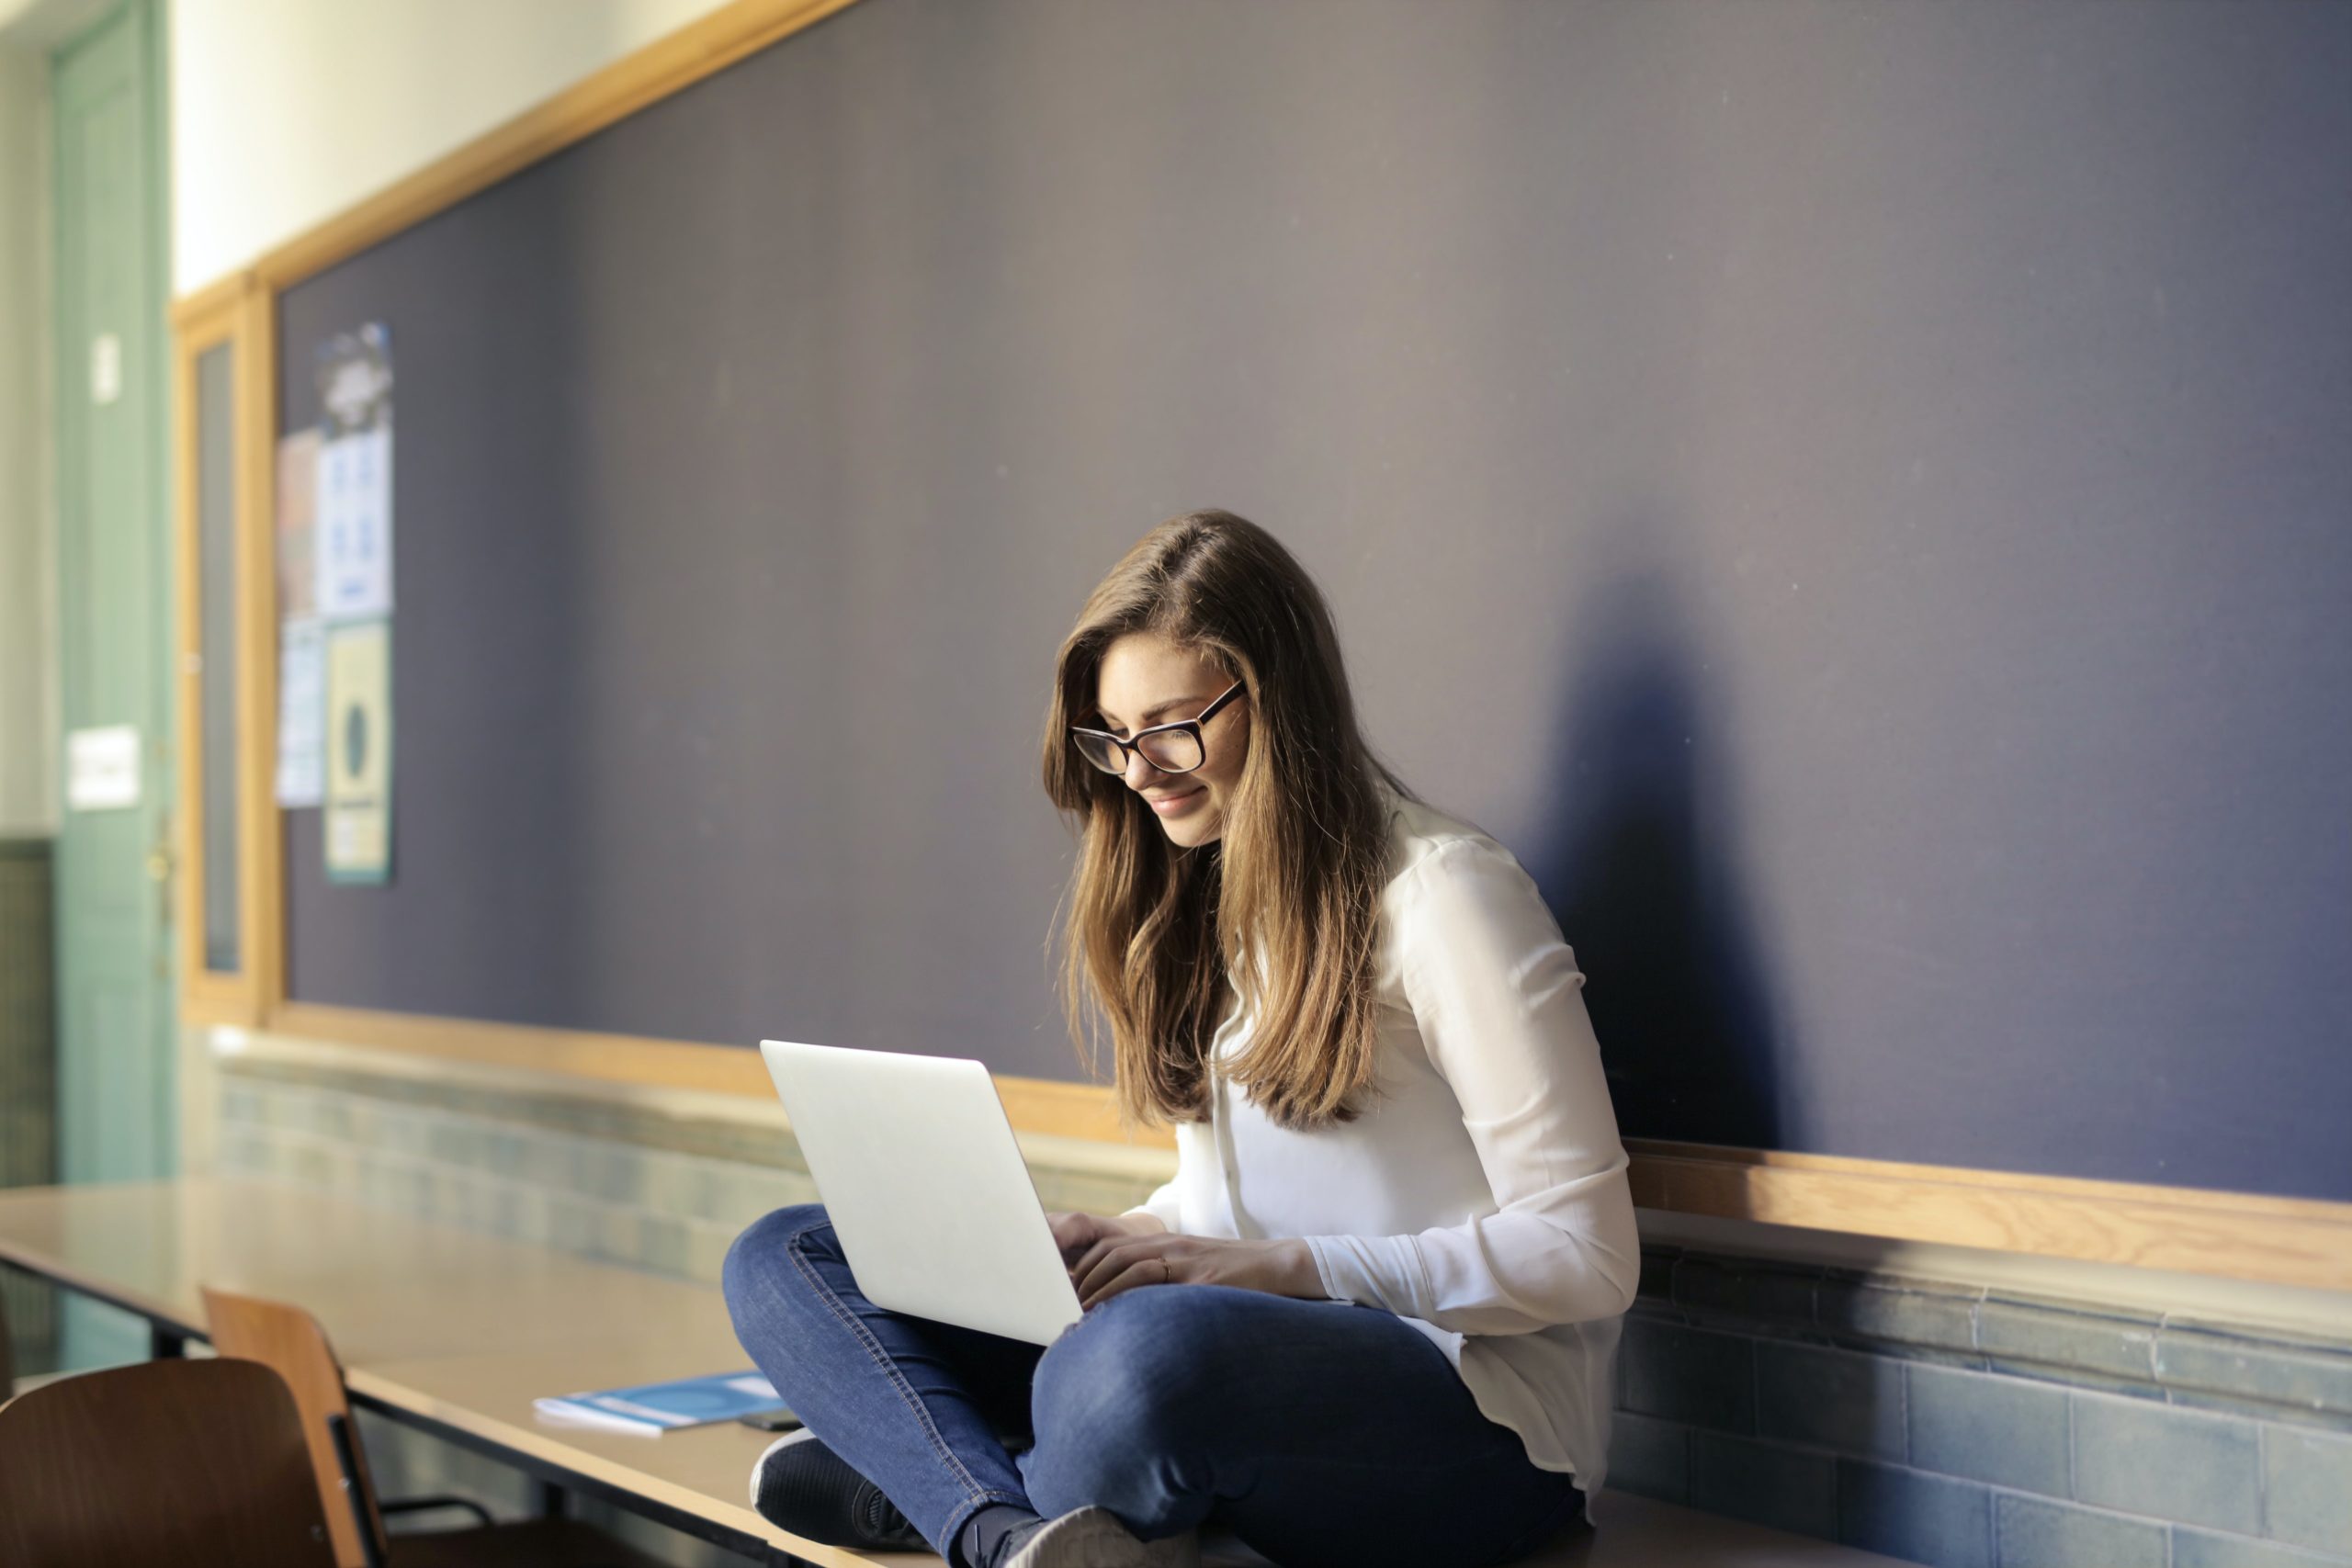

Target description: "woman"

left=722, top=511, right=1639, bottom=1568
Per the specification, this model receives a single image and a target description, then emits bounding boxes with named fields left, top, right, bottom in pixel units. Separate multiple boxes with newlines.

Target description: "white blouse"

left=1118, top=783, right=1640, bottom=1496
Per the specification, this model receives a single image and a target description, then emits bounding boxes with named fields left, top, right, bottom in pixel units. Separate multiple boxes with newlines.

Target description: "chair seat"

left=386, top=1517, right=677, bottom=1568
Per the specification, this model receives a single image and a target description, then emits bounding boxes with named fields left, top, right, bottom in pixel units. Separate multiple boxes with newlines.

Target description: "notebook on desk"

left=533, top=1371, right=787, bottom=1436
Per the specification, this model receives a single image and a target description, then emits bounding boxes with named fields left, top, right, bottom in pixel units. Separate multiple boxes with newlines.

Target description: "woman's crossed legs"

left=722, top=1203, right=1585, bottom=1568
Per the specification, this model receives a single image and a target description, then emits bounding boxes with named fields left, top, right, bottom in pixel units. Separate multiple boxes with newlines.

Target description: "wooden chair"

left=203, top=1286, right=673, bottom=1568
left=0, top=1356, right=340, bottom=1567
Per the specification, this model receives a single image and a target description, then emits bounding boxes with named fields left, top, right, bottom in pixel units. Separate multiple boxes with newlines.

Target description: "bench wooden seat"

left=1490, top=1492, right=1916, bottom=1567
left=844, top=1492, right=1917, bottom=1567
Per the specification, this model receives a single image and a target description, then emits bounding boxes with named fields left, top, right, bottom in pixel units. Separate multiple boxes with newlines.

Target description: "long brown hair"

left=1041, top=511, right=1415, bottom=1133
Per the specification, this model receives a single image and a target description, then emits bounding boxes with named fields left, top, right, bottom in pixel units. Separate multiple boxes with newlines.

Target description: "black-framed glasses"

left=1069, top=680, right=1246, bottom=776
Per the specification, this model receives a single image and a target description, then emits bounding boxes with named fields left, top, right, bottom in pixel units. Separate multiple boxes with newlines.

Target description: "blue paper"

left=534, top=1371, right=786, bottom=1435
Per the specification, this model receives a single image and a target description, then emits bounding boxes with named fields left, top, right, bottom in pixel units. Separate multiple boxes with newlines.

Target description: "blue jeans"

left=721, top=1203, right=1588, bottom=1568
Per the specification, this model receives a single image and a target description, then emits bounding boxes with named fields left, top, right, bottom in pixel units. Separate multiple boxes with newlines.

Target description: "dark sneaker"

left=749, top=1428, right=930, bottom=1551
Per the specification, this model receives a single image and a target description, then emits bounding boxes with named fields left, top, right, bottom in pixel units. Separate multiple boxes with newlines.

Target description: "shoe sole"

left=1007, top=1506, right=1204, bottom=1568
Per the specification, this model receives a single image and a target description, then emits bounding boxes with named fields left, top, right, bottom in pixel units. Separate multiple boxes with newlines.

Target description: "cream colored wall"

left=0, top=41, right=56, bottom=837
left=170, top=0, right=741, bottom=295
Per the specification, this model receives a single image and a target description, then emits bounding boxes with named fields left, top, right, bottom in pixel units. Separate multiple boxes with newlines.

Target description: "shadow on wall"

left=1519, top=558, right=1784, bottom=1152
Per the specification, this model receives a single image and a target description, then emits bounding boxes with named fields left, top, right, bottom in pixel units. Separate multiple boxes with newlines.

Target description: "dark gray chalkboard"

left=279, top=0, right=2352, bottom=1201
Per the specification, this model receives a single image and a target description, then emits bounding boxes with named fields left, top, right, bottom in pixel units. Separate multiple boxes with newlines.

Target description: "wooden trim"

left=1628, top=1137, right=2352, bottom=1220
left=244, top=0, right=863, bottom=293
left=170, top=295, right=254, bottom=1023
left=180, top=991, right=258, bottom=1032
left=167, top=268, right=251, bottom=331
left=238, top=283, right=286, bottom=1019
left=264, top=1001, right=1171, bottom=1150
left=1624, top=1139, right=2352, bottom=1293
left=993, top=1075, right=1157, bottom=1150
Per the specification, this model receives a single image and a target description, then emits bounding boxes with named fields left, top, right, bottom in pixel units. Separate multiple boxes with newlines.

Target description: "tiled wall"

left=1611, top=1249, right=2352, bottom=1567
left=210, top=1053, right=1157, bottom=1288
left=206, top=1038, right=2352, bottom=1568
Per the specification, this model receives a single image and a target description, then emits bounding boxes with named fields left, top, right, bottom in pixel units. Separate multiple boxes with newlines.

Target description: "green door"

left=51, top=0, right=173, bottom=1371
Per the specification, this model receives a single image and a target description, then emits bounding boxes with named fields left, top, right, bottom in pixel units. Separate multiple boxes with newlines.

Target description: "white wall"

left=0, top=41, right=56, bottom=836
left=171, top=0, right=741, bottom=295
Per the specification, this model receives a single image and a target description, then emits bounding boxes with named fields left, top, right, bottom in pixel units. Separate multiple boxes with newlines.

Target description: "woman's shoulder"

left=1368, top=784, right=1556, bottom=998
left=1375, top=780, right=1528, bottom=900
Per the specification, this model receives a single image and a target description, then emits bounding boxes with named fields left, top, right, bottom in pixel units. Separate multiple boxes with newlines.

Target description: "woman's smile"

left=1145, top=784, right=1207, bottom=815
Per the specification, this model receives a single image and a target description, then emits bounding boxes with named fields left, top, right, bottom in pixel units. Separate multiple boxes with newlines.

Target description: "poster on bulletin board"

left=315, top=324, right=394, bottom=620
left=274, top=427, right=325, bottom=807
left=323, top=616, right=393, bottom=885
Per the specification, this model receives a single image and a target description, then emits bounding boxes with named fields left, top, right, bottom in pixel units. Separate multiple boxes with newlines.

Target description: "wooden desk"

left=0, top=1177, right=881, bottom=1566
left=356, top=1344, right=933, bottom=1568
left=0, top=1178, right=1913, bottom=1568
left=0, top=1176, right=735, bottom=1362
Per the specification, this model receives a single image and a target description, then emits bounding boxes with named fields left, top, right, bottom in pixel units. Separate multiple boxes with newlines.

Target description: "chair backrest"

left=0, top=1356, right=339, bottom=1567
left=205, top=1284, right=387, bottom=1568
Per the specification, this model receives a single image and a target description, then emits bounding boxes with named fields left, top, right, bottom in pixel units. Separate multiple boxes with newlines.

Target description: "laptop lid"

left=757, top=1039, right=1084, bottom=1346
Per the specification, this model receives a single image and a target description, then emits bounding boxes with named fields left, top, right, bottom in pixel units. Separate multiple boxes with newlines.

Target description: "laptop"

left=757, top=1039, right=1088, bottom=1346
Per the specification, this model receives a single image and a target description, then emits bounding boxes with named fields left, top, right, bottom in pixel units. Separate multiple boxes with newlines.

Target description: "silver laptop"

left=757, top=1039, right=1086, bottom=1346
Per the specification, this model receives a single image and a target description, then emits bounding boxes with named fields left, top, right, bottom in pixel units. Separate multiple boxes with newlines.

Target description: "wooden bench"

left=837, top=1493, right=1921, bottom=1567
left=1470, top=1492, right=1914, bottom=1567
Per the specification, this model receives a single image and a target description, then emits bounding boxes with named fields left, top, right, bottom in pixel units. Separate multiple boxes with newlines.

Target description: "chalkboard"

left=277, top=0, right=2352, bottom=1202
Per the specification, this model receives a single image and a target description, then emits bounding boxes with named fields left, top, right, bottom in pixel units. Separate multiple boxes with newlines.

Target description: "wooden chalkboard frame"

left=167, top=282, right=273, bottom=1028
left=164, top=0, right=2352, bottom=1291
